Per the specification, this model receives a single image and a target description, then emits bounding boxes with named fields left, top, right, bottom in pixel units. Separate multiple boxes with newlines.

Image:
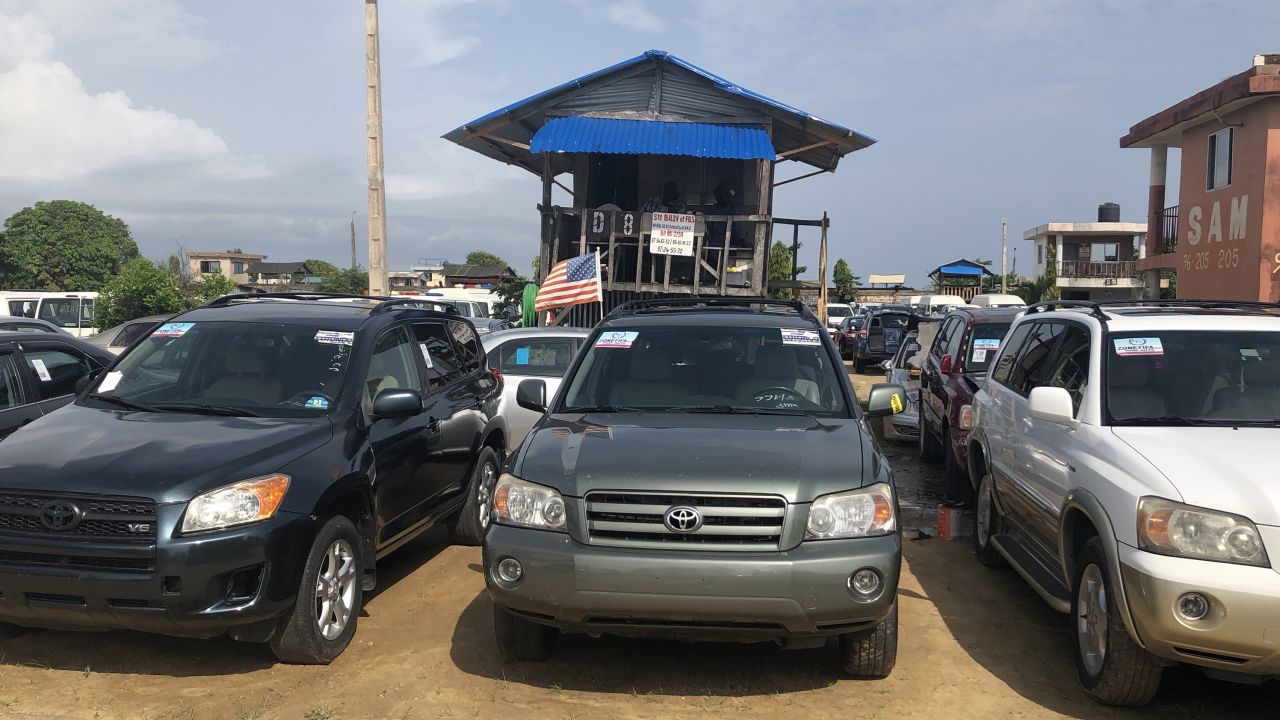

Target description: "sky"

left=0, top=0, right=1276, bottom=287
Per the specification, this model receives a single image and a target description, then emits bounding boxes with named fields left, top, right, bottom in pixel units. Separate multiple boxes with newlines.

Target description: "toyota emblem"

left=663, top=505, right=703, bottom=533
left=39, top=500, right=83, bottom=532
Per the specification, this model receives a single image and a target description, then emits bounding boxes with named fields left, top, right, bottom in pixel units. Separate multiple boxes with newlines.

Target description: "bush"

left=95, top=258, right=186, bottom=329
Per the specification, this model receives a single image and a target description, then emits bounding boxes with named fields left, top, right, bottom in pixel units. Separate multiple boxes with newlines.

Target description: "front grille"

left=0, top=549, right=155, bottom=573
left=0, top=490, right=156, bottom=540
left=585, top=492, right=786, bottom=551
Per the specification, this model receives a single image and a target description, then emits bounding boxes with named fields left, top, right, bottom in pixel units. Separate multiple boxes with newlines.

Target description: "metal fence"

left=1161, top=205, right=1179, bottom=253
left=1058, top=260, right=1136, bottom=278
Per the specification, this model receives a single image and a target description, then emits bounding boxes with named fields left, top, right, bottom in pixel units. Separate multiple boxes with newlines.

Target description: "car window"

left=23, top=347, right=91, bottom=400
left=412, top=322, right=462, bottom=392
left=366, top=326, right=420, bottom=402
left=0, top=322, right=52, bottom=334
left=990, top=323, right=1034, bottom=387
left=8, top=300, right=35, bottom=318
left=1044, top=325, right=1090, bottom=415
left=449, top=321, right=482, bottom=374
left=0, top=353, right=25, bottom=408
left=962, top=322, right=1013, bottom=373
left=1008, top=322, right=1065, bottom=396
left=495, top=337, right=576, bottom=377
left=941, top=318, right=965, bottom=358
left=113, top=321, right=157, bottom=348
left=37, top=298, right=90, bottom=328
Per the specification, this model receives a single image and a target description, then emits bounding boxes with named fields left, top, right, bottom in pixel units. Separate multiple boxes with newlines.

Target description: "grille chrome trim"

left=585, top=491, right=787, bottom=551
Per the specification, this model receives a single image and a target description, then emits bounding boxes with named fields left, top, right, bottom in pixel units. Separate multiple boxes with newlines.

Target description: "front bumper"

left=883, top=409, right=920, bottom=441
left=0, top=508, right=317, bottom=638
left=1119, top=543, right=1280, bottom=676
left=484, top=523, right=901, bottom=643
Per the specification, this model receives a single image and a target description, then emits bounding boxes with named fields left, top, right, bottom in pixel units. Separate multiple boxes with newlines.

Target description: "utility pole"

left=365, top=0, right=389, bottom=296
left=1000, top=217, right=1008, bottom=293
left=349, top=210, right=358, bottom=269
left=817, top=212, right=829, bottom=326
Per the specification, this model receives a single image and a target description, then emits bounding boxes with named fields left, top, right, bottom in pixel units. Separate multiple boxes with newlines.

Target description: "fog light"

left=1176, top=592, right=1209, bottom=621
left=849, top=568, right=882, bottom=597
left=496, top=557, right=523, bottom=583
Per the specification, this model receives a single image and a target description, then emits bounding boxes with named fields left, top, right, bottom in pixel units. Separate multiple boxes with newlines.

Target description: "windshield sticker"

left=781, top=329, right=822, bottom=346
left=972, top=338, right=1001, bottom=349
left=972, top=349, right=988, bottom=363
left=595, top=331, right=638, bottom=348
left=418, top=342, right=434, bottom=368
left=515, top=347, right=530, bottom=365
left=98, top=371, right=123, bottom=392
left=1241, top=348, right=1261, bottom=359
left=30, top=358, right=51, bottom=382
left=304, top=396, right=330, bottom=410
left=1114, top=337, right=1164, bottom=356
left=153, top=322, right=194, bottom=338
left=315, top=330, right=355, bottom=346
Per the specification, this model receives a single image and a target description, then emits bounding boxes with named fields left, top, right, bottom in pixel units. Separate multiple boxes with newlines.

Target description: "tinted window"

left=24, top=348, right=91, bottom=400
left=1044, top=325, right=1090, bottom=415
left=0, top=322, right=53, bottom=334
left=113, top=321, right=158, bottom=347
left=991, top=323, right=1034, bottom=386
left=449, top=321, right=482, bottom=374
left=941, top=318, right=965, bottom=358
left=962, top=322, right=1012, bottom=373
left=828, top=306, right=852, bottom=318
left=0, top=353, right=25, bottom=408
left=495, top=338, right=576, bottom=377
left=38, top=299, right=88, bottom=328
left=8, top=300, right=35, bottom=318
left=879, top=313, right=909, bottom=329
left=366, top=327, right=420, bottom=402
left=1009, top=323, right=1065, bottom=395
left=412, top=323, right=462, bottom=391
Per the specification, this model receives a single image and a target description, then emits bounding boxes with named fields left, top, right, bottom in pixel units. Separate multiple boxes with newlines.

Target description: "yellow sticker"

left=890, top=393, right=904, bottom=414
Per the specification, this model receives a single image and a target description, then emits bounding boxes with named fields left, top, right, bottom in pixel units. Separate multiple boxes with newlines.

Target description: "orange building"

left=1122, top=54, right=1280, bottom=301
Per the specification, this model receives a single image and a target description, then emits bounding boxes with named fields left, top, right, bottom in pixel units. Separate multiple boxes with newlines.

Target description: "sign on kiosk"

left=650, top=212, right=695, bottom=256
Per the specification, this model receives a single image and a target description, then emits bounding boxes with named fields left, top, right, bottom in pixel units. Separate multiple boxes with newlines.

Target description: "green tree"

left=95, top=258, right=185, bottom=329
left=493, top=274, right=530, bottom=320
left=831, top=258, right=862, bottom=303
left=0, top=200, right=139, bottom=290
left=319, top=266, right=369, bottom=294
left=768, top=241, right=794, bottom=300
left=465, top=251, right=506, bottom=267
left=192, top=273, right=238, bottom=303
left=304, top=258, right=340, bottom=277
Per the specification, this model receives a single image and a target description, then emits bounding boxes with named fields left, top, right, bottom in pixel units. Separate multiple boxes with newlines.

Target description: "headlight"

left=1137, top=497, right=1269, bottom=567
left=805, top=483, right=896, bottom=540
left=493, top=474, right=566, bottom=532
left=181, top=474, right=290, bottom=533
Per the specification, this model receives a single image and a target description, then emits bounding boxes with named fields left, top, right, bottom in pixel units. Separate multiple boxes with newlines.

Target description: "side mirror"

left=1028, top=386, right=1075, bottom=425
left=905, top=357, right=921, bottom=371
left=866, top=383, right=908, bottom=417
left=516, top=378, right=547, bottom=413
left=939, top=355, right=953, bottom=374
left=372, top=388, right=423, bottom=419
left=75, top=369, right=103, bottom=395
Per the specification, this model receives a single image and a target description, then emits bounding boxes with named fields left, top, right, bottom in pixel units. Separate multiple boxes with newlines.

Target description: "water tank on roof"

left=1098, top=203, right=1120, bottom=223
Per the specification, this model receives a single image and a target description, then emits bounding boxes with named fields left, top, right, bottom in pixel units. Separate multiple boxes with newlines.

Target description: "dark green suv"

left=483, top=298, right=908, bottom=677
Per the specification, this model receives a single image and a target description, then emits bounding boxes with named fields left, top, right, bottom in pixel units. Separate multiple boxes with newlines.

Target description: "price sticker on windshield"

left=595, top=331, right=638, bottom=348
left=973, top=339, right=1001, bottom=349
left=1114, top=337, right=1164, bottom=356
left=315, top=330, right=355, bottom=346
left=153, top=322, right=194, bottom=338
left=780, top=329, right=821, bottom=346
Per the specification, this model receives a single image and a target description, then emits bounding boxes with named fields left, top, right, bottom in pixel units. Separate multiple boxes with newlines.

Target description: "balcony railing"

left=1161, top=205, right=1179, bottom=253
left=1058, top=260, right=1136, bottom=278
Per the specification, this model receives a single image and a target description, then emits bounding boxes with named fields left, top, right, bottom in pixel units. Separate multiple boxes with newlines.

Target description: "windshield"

left=562, top=324, right=849, bottom=416
left=1108, top=331, right=1280, bottom=425
left=38, top=298, right=93, bottom=328
left=828, top=306, right=851, bottom=318
left=86, top=320, right=353, bottom=418
left=962, top=322, right=1012, bottom=373
left=879, top=312, right=909, bottom=329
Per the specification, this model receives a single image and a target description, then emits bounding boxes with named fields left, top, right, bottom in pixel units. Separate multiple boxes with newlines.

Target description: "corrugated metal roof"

left=931, top=259, right=995, bottom=277
left=530, top=117, right=774, bottom=159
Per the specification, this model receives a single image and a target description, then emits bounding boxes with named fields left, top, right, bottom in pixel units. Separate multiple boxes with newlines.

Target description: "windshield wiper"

left=565, top=405, right=652, bottom=413
left=1111, top=416, right=1218, bottom=427
left=680, top=404, right=811, bottom=416
left=1211, top=418, right=1280, bottom=427
left=148, top=402, right=262, bottom=417
left=86, top=394, right=153, bottom=412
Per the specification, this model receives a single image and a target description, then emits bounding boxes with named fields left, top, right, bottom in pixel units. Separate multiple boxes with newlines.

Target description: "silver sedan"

left=481, top=327, right=590, bottom=452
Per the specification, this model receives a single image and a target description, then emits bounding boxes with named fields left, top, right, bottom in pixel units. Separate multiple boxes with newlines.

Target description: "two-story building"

left=1123, top=53, right=1280, bottom=301
left=186, top=251, right=266, bottom=285
left=1023, top=204, right=1149, bottom=301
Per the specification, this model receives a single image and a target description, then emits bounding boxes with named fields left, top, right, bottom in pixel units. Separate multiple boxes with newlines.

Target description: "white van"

left=916, top=294, right=968, bottom=315
left=0, top=291, right=99, bottom=337
left=968, top=293, right=1026, bottom=308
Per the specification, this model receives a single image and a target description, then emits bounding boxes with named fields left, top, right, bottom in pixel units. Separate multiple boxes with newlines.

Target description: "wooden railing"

left=1057, top=260, right=1136, bottom=278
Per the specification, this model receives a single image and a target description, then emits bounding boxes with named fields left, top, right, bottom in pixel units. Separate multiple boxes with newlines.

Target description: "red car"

left=918, top=307, right=1021, bottom=502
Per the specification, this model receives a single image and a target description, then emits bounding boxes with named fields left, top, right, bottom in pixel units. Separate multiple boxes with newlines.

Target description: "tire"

left=493, top=606, right=558, bottom=662
left=840, top=601, right=898, bottom=678
left=452, top=446, right=500, bottom=546
left=269, top=516, right=363, bottom=664
left=972, top=471, right=1005, bottom=567
left=1071, top=538, right=1163, bottom=706
left=942, top=427, right=972, bottom=506
left=918, top=408, right=943, bottom=463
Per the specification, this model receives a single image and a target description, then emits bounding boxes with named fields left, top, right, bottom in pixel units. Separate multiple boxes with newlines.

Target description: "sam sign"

left=650, top=212, right=695, bottom=256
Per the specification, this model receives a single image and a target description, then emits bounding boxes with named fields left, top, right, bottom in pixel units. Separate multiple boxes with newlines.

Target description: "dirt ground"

left=1, top=370, right=1277, bottom=720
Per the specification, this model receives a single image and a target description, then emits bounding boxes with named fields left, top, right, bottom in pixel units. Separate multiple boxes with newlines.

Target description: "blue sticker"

left=153, top=322, right=194, bottom=338
left=515, top=347, right=530, bottom=365
left=305, top=396, right=330, bottom=409
left=972, top=338, right=1001, bottom=349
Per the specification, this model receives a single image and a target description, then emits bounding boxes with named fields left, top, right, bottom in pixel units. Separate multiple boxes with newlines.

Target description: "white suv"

left=966, top=300, right=1280, bottom=706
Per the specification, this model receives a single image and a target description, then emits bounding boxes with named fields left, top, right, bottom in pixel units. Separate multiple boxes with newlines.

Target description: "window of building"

left=200, top=260, right=222, bottom=274
left=1091, top=243, right=1119, bottom=262
left=1207, top=127, right=1233, bottom=191
left=1037, top=244, right=1044, bottom=264
left=232, top=261, right=246, bottom=274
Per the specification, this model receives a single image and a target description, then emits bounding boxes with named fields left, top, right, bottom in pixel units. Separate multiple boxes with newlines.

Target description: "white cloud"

left=0, top=11, right=265, bottom=182
left=393, top=0, right=483, bottom=67
left=384, top=134, right=522, bottom=201
left=605, top=0, right=664, bottom=31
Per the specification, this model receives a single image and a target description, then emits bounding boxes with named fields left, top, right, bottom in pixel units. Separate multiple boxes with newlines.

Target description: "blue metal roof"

left=932, top=259, right=995, bottom=277
left=530, top=117, right=774, bottom=159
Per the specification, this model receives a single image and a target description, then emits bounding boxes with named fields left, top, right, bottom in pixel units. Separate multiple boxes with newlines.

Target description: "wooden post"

left=364, top=0, right=389, bottom=296
left=720, top=217, right=733, bottom=294
left=1001, top=217, right=1008, bottom=293
left=790, top=224, right=800, bottom=284
left=693, top=233, right=703, bottom=295
left=607, top=231, right=616, bottom=292
left=636, top=233, right=644, bottom=291
left=817, top=212, right=829, bottom=326
left=752, top=160, right=772, bottom=296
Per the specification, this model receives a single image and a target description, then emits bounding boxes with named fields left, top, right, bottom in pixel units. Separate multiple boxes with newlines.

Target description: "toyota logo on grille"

left=39, top=501, right=83, bottom=532
left=663, top=506, right=703, bottom=533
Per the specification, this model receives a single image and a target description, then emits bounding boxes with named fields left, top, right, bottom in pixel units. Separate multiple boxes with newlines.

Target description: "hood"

left=515, top=412, right=868, bottom=502
left=0, top=404, right=332, bottom=504
left=1112, top=427, right=1280, bottom=526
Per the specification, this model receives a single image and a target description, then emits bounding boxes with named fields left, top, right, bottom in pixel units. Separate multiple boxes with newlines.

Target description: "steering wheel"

left=751, top=386, right=808, bottom=409
left=284, top=391, right=335, bottom=407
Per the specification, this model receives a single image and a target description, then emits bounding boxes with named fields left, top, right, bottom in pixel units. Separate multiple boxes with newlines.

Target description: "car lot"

left=0, top=366, right=1276, bottom=720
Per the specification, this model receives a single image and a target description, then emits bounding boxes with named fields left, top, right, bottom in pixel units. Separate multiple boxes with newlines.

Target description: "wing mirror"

left=866, top=383, right=908, bottom=418
left=75, top=368, right=104, bottom=395
left=1028, top=386, right=1076, bottom=425
left=516, top=378, right=547, bottom=413
left=939, top=355, right=953, bottom=374
left=905, top=357, right=921, bottom=371
left=372, top=388, right=424, bottom=419
left=880, top=359, right=892, bottom=371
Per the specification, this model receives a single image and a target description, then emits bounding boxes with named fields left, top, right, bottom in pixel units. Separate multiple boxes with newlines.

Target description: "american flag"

left=535, top=251, right=602, bottom=311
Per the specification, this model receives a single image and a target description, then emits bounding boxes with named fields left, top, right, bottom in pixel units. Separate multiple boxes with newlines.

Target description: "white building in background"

left=1024, top=205, right=1152, bottom=301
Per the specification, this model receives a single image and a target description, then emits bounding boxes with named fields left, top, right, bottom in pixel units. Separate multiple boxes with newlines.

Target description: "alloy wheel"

left=314, top=538, right=358, bottom=641
left=477, top=461, right=498, bottom=529
left=1076, top=564, right=1109, bottom=677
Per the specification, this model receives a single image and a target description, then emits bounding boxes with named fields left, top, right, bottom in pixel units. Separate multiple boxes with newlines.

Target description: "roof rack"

left=202, top=292, right=459, bottom=315
left=1024, top=300, right=1112, bottom=321
left=605, top=296, right=818, bottom=321
left=1095, top=299, right=1280, bottom=313
left=370, top=298, right=459, bottom=315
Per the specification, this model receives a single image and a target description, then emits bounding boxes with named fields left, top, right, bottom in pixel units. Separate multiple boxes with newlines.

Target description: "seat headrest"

left=1109, top=359, right=1150, bottom=388
left=756, top=344, right=797, bottom=378
left=629, top=349, right=672, bottom=381
left=227, top=347, right=269, bottom=375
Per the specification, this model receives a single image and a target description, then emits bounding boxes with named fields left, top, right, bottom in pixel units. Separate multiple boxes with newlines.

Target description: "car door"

left=867, top=315, right=884, bottom=355
left=490, top=334, right=579, bottom=449
left=922, top=317, right=959, bottom=427
left=16, top=341, right=101, bottom=415
left=984, top=322, right=1034, bottom=523
left=410, top=321, right=472, bottom=500
left=442, top=319, right=491, bottom=481
left=365, top=324, right=446, bottom=546
left=0, top=349, right=41, bottom=439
